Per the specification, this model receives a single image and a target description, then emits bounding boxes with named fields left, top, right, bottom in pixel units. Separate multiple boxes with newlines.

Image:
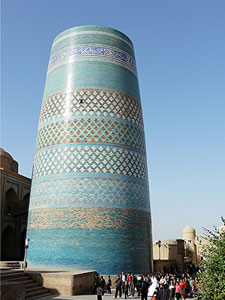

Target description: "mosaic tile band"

left=27, top=25, right=152, bottom=274
left=28, top=206, right=151, bottom=230
left=36, top=117, right=145, bottom=153
left=29, top=175, right=150, bottom=212
left=32, top=145, right=148, bottom=180
left=39, top=89, right=144, bottom=127
left=51, top=33, right=134, bottom=59
left=48, top=45, right=136, bottom=75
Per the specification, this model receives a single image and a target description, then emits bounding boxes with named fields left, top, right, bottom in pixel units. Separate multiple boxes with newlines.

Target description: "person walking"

left=124, top=280, right=129, bottom=299
left=137, top=274, right=142, bottom=296
left=121, top=272, right=126, bottom=294
left=179, top=279, right=186, bottom=299
left=132, top=274, right=137, bottom=292
left=127, top=273, right=132, bottom=293
left=189, top=277, right=194, bottom=298
left=148, top=275, right=159, bottom=297
left=107, top=275, right=112, bottom=294
left=100, top=276, right=106, bottom=295
left=96, top=285, right=103, bottom=300
left=115, top=275, right=122, bottom=299
left=185, top=278, right=190, bottom=298
left=130, top=280, right=135, bottom=298
left=141, top=279, right=149, bottom=300
left=157, top=284, right=169, bottom=300
left=169, top=280, right=175, bottom=300
left=93, top=274, right=101, bottom=294
left=194, top=280, right=199, bottom=296
left=175, top=282, right=181, bottom=300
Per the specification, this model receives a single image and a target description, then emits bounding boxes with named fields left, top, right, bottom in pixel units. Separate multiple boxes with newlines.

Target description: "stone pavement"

left=39, top=294, right=193, bottom=300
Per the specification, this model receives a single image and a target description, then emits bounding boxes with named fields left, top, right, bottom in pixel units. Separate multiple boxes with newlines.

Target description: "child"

left=151, top=292, right=157, bottom=300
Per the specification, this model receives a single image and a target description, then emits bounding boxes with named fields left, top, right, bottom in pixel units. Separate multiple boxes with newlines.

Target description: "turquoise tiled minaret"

left=27, top=25, right=152, bottom=274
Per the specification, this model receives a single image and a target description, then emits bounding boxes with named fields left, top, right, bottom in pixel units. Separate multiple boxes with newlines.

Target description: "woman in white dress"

left=148, top=276, right=159, bottom=297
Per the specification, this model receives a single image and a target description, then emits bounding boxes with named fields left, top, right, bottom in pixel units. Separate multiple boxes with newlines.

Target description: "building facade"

left=0, top=148, right=31, bottom=261
left=153, top=239, right=185, bottom=273
left=183, top=225, right=213, bottom=265
left=182, top=225, right=198, bottom=265
left=152, top=225, right=218, bottom=273
left=27, top=25, right=152, bottom=274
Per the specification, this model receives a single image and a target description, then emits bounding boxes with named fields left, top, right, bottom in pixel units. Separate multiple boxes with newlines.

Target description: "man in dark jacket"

left=107, top=275, right=112, bottom=294
left=141, top=279, right=149, bottom=300
left=157, top=284, right=170, bottom=300
left=115, top=275, right=122, bottom=299
left=100, top=276, right=106, bottom=295
left=93, top=274, right=101, bottom=294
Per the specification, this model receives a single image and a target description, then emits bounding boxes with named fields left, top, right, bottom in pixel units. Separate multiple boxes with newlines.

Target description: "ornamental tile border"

left=36, top=117, right=146, bottom=153
left=28, top=206, right=151, bottom=231
left=39, top=89, right=144, bottom=127
left=48, top=45, right=136, bottom=75
left=29, top=175, right=150, bottom=211
left=32, top=144, right=148, bottom=180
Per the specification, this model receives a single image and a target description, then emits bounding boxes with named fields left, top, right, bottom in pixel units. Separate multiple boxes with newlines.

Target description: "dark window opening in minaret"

left=80, top=98, right=84, bottom=104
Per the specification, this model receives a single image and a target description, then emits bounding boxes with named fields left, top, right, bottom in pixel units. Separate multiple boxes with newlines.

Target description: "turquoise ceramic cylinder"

left=27, top=25, right=152, bottom=274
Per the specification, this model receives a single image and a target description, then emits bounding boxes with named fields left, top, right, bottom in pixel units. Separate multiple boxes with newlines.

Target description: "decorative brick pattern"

left=29, top=175, right=150, bottom=211
left=36, top=117, right=145, bottom=152
left=32, top=145, right=148, bottom=180
left=27, top=25, right=152, bottom=275
left=39, top=89, right=144, bottom=127
left=28, top=206, right=151, bottom=231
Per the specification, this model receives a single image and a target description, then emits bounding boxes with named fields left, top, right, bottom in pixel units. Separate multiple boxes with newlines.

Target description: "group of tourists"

left=94, top=274, right=112, bottom=299
left=94, top=272, right=199, bottom=300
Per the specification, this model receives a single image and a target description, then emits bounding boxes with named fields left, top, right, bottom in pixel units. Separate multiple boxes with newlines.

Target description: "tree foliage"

left=185, top=245, right=193, bottom=258
left=197, top=217, right=225, bottom=300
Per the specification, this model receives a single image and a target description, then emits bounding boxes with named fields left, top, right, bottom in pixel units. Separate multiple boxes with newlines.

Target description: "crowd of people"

left=93, top=272, right=199, bottom=300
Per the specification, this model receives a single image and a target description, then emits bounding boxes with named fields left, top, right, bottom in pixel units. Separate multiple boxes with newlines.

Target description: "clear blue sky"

left=2, top=0, right=225, bottom=241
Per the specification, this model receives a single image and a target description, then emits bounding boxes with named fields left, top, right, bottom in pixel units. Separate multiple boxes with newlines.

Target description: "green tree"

left=197, top=217, right=225, bottom=300
left=185, top=245, right=193, bottom=258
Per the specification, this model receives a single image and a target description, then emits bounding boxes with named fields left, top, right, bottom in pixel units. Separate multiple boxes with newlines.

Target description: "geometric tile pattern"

left=27, top=25, right=152, bottom=275
left=32, top=145, right=148, bottom=180
left=36, top=117, right=145, bottom=153
left=39, top=89, right=144, bottom=127
left=48, top=46, right=137, bottom=75
left=29, top=175, right=150, bottom=211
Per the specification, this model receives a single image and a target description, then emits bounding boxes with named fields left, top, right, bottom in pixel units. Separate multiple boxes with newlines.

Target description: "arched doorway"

left=4, top=188, right=17, bottom=215
left=22, top=193, right=30, bottom=213
left=1, top=226, right=15, bottom=260
left=20, top=229, right=26, bottom=260
left=23, top=193, right=30, bottom=202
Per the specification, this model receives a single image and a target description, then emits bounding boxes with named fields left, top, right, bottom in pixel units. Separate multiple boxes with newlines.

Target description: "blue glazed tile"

left=27, top=26, right=152, bottom=274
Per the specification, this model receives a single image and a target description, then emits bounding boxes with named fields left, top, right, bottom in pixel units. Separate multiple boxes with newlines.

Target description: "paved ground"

left=39, top=294, right=193, bottom=300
